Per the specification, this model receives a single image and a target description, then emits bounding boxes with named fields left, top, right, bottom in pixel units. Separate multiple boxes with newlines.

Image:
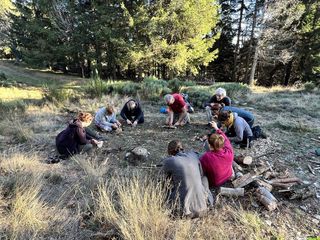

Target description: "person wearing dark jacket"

left=120, top=99, right=144, bottom=127
left=208, top=103, right=255, bottom=127
left=56, top=112, right=100, bottom=157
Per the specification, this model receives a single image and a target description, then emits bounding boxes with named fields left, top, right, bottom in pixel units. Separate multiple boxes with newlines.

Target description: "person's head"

left=167, top=140, right=183, bottom=156
left=215, top=88, right=227, bottom=101
left=208, top=133, right=225, bottom=151
left=78, top=112, right=93, bottom=127
left=218, top=110, right=234, bottom=127
left=164, top=94, right=175, bottom=105
left=106, top=105, right=114, bottom=115
left=211, top=103, right=222, bottom=116
left=127, top=100, right=137, bottom=111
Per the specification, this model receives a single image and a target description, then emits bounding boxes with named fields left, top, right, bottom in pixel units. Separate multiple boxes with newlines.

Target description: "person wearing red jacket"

left=200, top=122, right=234, bottom=187
left=164, top=93, right=190, bottom=127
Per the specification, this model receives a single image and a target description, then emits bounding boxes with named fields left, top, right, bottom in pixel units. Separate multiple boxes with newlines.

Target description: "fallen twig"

left=307, top=160, right=320, bottom=165
left=310, top=138, right=320, bottom=143
left=307, top=164, right=316, bottom=175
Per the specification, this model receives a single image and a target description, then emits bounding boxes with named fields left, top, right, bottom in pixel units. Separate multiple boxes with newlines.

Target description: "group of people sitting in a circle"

left=55, top=87, right=265, bottom=218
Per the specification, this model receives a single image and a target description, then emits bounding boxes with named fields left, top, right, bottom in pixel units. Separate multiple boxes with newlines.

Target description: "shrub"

left=304, top=81, right=317, bottom=92
left=0, top=71, right=7, bottom=81
left=168, top=79, right=195, bottom=93
left=213, top=82, right=251, bottom=100
left=140, top=76, right=170, bottom=100
left=83, top=77, right=109, bottom=98
left=181, top=86, right=213, bottom=108
left=44, top=86, right=75, bottom=104
left=122, top=82, right=141, bottom=95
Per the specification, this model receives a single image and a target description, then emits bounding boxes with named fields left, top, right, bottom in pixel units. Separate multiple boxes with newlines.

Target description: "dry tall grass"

left=94, top=175, right=174, bottom=240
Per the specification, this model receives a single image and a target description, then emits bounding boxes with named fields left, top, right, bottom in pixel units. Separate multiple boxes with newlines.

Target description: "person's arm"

left=224, top=97, right=232, bottom=106
left=233, top=122, right=244, bottom=142
left=109, top=113, right=117, bottom=124
left=210, top=121, right=233, bottom=152
left=176, top=107, right=187, bottom=125
left=76, top=127, right=92, bottom=144
left=120, top=105, right=128, bottom=121
left=134, top=104, right=143, bottom=122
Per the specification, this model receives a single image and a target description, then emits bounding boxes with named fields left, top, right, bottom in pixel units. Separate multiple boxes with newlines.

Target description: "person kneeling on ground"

left=94, top=105, right=121, bottom=132
left=209, top=103, right=255, bottom=128
left=162, top=140, right=213, bottom=218
left=205, top=87, right=231, bottom=121
left=56, top=112, right=101, bottom=157
left=120, top=99, right=144, bottom=127
left=218, top=110, right=253, bottom=148
left=164, top=93, right=190, bottom=127
left=200, top=122, right=234, bottom=188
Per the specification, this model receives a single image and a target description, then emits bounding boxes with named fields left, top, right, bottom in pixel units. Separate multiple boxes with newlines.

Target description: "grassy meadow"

left=0, top=61, right=319, bottom=239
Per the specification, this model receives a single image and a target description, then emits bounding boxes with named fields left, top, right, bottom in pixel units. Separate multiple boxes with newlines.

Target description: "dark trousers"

left=128, top=113, right=144, bottom=124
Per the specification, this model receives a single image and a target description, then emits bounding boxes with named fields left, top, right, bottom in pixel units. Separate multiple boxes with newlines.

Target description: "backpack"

left=251, top=125, right=267, bottom=140
left=181, top=93, right=194, bottom=113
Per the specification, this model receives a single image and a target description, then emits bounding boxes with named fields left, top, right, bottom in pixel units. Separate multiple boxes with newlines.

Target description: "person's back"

left=222, top=106, right=254, bottom=127
left=200, top=123, right=234, bottom=187
left=56, top=119, right=80, bottom=156
left=163, top=150, right=209, bottom=218
left=233, top=113, right=253, bottom=142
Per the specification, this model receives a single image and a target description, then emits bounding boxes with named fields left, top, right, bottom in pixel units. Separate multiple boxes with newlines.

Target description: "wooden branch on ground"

left=308, top=160, right=320, bottom=165
left=254, top=151, right=279, bottom=159
left=307, top=164, right=316, bottom=175
left=269, top=177, right=302, bottom=184
left=220, top=187, right=245, bottom=197
left=254, top=179, right=273, bottom=192
left=254, top=165, right=271, bottom=176
left=256, top=187, right=277, bottom=202
left=310, top=138, right=320, bottom=143
left=269, top=182, right=295, bottom=189
left=232, top=173, right=255, bottom=188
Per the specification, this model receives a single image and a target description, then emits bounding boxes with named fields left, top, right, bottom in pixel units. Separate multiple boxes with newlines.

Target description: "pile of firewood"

left=218, top=154, right=317, bottom=211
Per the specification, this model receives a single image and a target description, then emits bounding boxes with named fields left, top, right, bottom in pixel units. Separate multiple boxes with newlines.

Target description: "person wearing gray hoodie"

left=218, top=111, right=253, bottom=148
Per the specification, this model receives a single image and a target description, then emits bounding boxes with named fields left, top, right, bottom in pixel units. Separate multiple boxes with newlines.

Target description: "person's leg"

left=201, top=176, right=214, bottom=208
left=205, top=106, right=212, bottom=123
left=85, top=126, right=100, bottom=139
left=79, top=143, right=93, bottom=153
left=248, top=119, right=254, bottom=128
left=183, top=112, right=190, bottom=124
left=137, top=113, right=144, bottom=124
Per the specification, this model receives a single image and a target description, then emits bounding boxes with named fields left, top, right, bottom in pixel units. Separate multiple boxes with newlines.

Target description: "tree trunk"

left=232, top=0, right=245, bottom=82
left=244, top=0, right=258, bottom=83
left=283, top=60, right=293, bottom=86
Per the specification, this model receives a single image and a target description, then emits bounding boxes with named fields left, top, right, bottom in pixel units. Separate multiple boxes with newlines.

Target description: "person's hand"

left=112, top=123, right=118, bottom=129
left=210, top=103, right=215, bottom=107
left=92, top=139, right=99, bottom=145
left=126, top=119, right=132, bottom=125
left=132, top=121, right=137, bottom=127
left=210, top=121, right=218, bottom=129
left=117, top=121, right=122, bottom=127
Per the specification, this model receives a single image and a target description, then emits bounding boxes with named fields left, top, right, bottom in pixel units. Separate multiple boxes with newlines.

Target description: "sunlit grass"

left=0, top=87, right=43, bottom=101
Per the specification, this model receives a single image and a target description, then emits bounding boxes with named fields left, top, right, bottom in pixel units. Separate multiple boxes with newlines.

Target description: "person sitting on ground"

left=208, top=103, right=255, bottom=128
left=162, top=140, right=213, bottom=218
left=56, top=112, right=100, bottom=157
left=94, top=105, right=121, bottom=132
left=164, top=93, right=190, bottom=127
left=200, top=121, right=234, bottom=188
left=205, top=88, right=231, bottom=122
left=218, top=110, right=253, bottom=148
left=120, top=99, right=144, bottom=127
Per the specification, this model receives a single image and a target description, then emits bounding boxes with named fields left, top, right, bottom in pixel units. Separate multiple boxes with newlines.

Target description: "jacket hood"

left=69, top=119, right=83, bottom=128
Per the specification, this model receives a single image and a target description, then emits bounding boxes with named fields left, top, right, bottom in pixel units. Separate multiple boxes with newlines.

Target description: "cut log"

left=234, top=155, right=253, bottom=165
left=220, top=187, right=245, bottom=197
left=232, top=173, right=255, bottom=188
left=269, top=177, right=302, bottom=184
left=256, top=187, right=277, bottom=202
left=254, top=165, right=271, bottom=176
left=256, top=193, right=278, bottom=211
left=254, top=179, right=273, bottom=192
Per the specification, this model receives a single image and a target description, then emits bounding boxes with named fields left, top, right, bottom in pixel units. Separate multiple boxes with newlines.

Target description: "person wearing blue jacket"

left=207, top=103, right=254, bottom=127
